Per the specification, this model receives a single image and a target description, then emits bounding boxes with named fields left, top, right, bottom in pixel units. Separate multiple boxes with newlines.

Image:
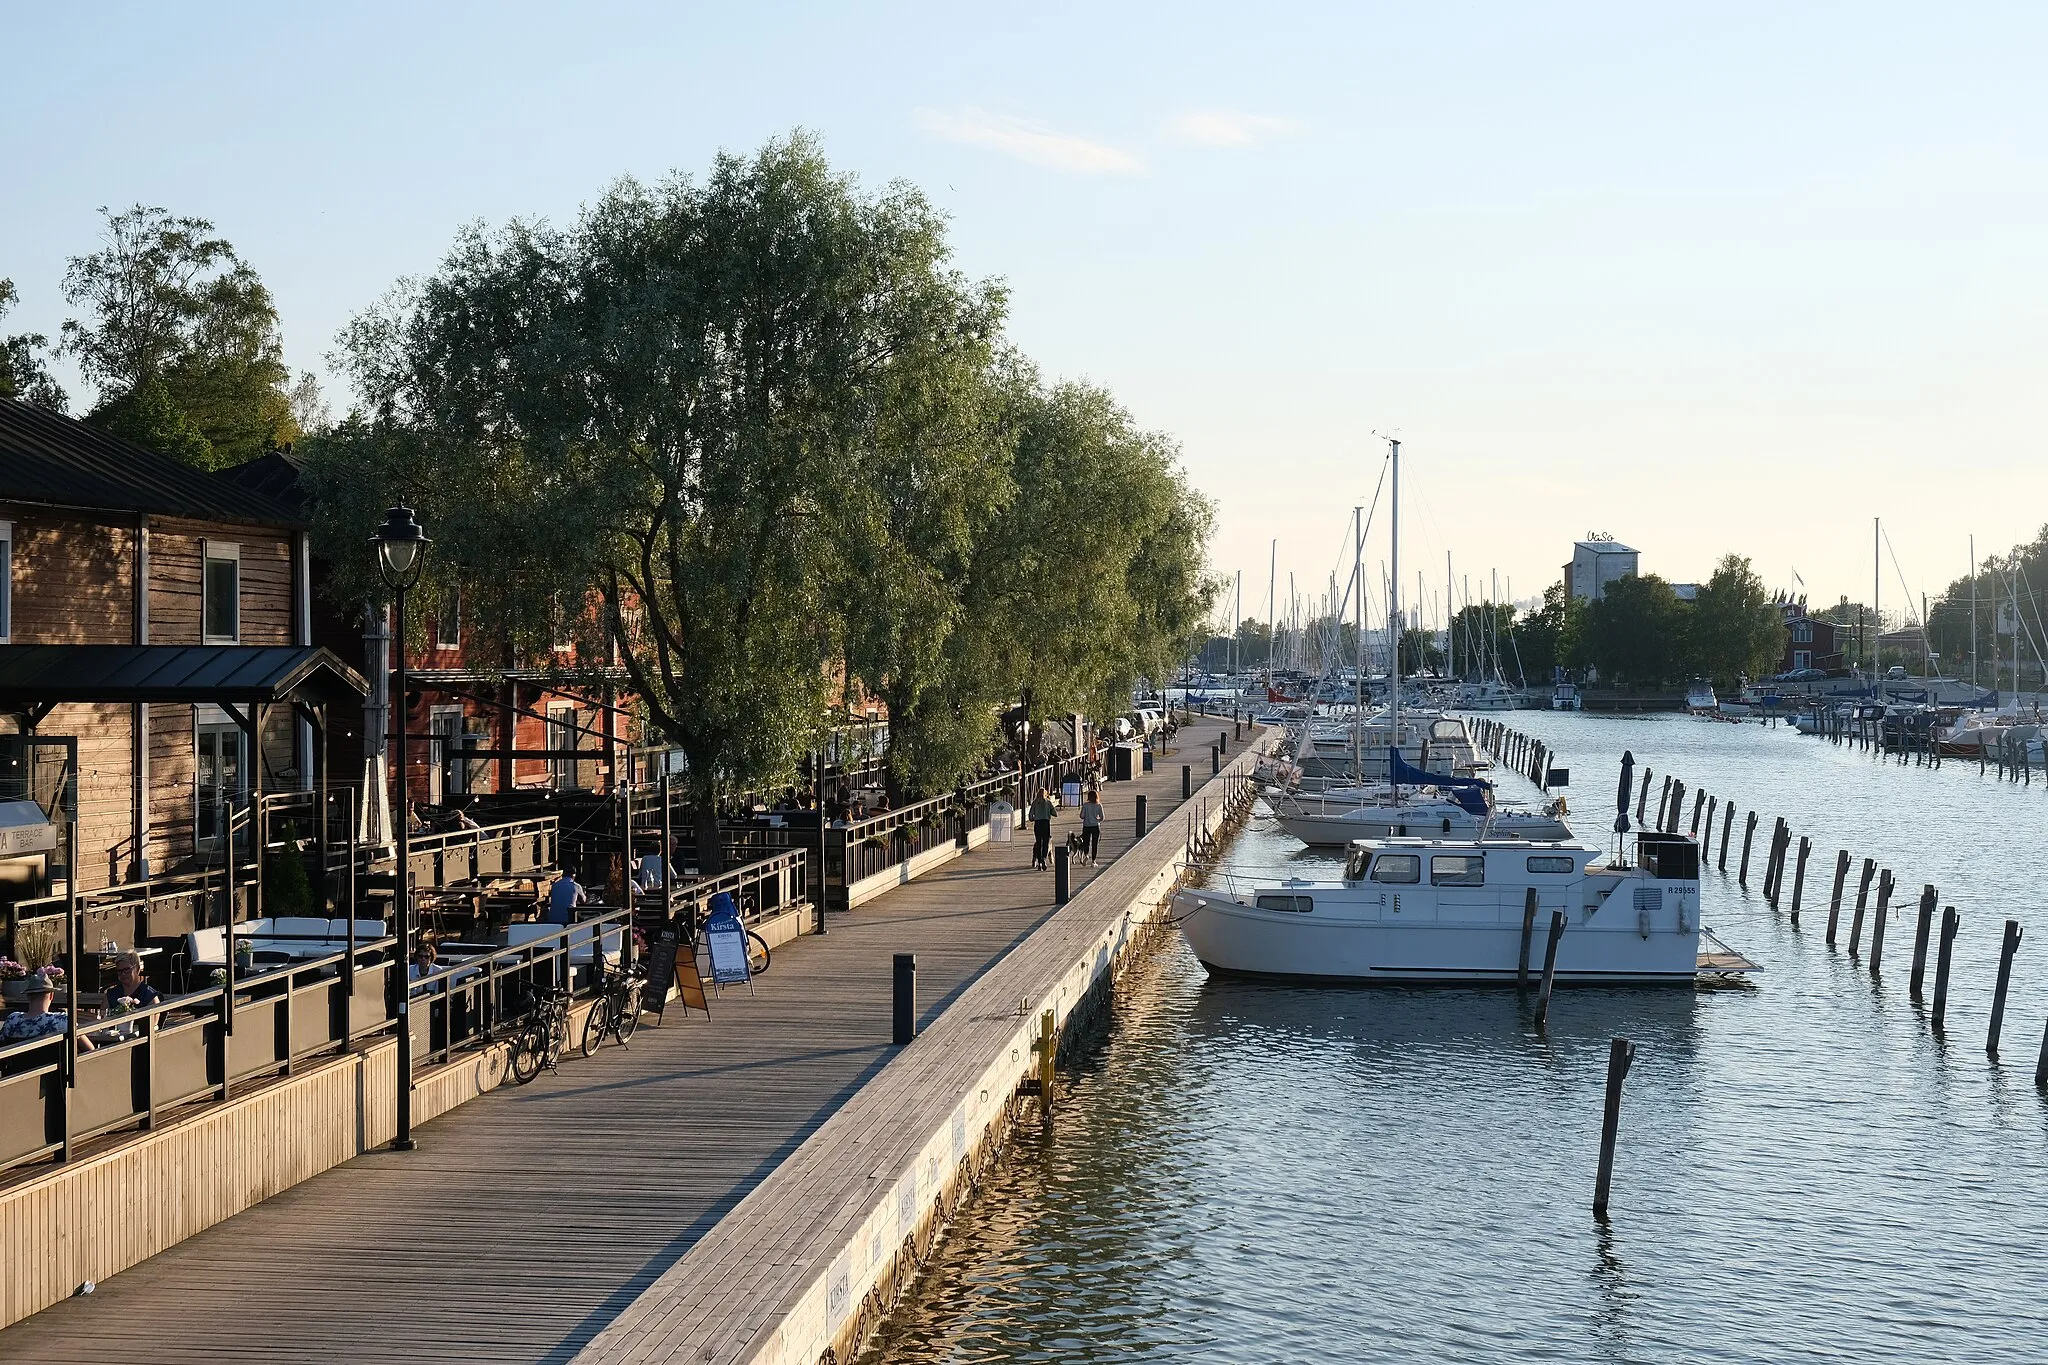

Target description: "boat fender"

left=1676, top=903, right=1692, bottom=933
left=1638, top=906, right=1651, bottom=940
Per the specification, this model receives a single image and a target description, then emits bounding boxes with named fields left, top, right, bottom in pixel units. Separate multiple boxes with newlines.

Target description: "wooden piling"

left=1738, top=812, right=1757, bottom=887
left=1656, top=775, right=1672, bottom=829
left=1867, top=869, right=1893, bottom=975
left=1689, top=790, right=1706, bottom=837
left=2035, top=1016, right=2048, bottom=1089
left=1788, top=837, right=1811, bottom=927
left=1825, top=849, right=1850, bottom=944
left=1666, top=781, right=1685, bottom=833
left=1518, top=887, right=1537, bottom=988
left=1636, top=768, right=1652, bottom=825
left=1847, top=858, right=1875, bottom=956
left=1932, top=905, right=1959, bottom=1030
left=1535, top=910, right=1567, bottom=1029
left=1909, top=884, right=1936, bottom=999
left=1719, top=802, right=1735, bottom=872
left=1702, top=795, right=1717, bottom=859
left=1591, top=1036, right=1636, bottom=1220
left=1988, top=919, right=2023, bottom=1057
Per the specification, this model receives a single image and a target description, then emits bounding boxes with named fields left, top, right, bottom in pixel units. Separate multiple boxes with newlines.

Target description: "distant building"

left=1564, top=537, right=1639, bottom=602
left=1671, top=582, right=1699, bottom=603
left=1780, top=603, right=1846, bottom=674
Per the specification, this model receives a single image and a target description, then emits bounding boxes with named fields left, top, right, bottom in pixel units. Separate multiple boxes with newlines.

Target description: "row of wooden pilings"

left=1821, top=703, right=2047, bottom=785
left=1183, top=758, right=1260, bottom=868
left=1642, top=764, right=2048, bottom=1084
left=1469, top=717, right=1556, bottom=793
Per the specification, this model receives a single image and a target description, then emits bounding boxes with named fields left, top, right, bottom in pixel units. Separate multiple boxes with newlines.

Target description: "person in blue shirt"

left=2, top=977, right=90, bottom=1048
left=546, top=865, right=587, bottom=924
left=103, top=952, right=161, bottom=1013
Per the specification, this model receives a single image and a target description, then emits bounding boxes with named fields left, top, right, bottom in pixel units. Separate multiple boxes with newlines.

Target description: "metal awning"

left=0, top=645, right=368, bottom=724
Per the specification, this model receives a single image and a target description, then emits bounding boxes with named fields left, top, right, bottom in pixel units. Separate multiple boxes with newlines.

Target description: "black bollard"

left=1592, top=1036, right=1637, bottom=1220
left=1143, top=749, right=1154, bottom=773
left=893, top=953, right=918, bottom=1045
left=1825, top=850, right=1850, bottom=944
left=1909, top=884, right=1937, bottom=998
left=1868, top=869, right=1893, bottom=975
left=1988, top=919, right=2023, bottom=1057
left=1535, top=910, right=1568, bottom=1029
left=1054, top=845, right=1072, bottom=905
left=1234, top=717, right=1242, bottom=740
left=1135, top=794, right=1148, bottom=839
left=1219, top=732, right=1228, bottom=756
left=1183, top=764, right=1192, bottom=799
left=1847, top=858, right=1875, bottom=957
left=1518, top=887, right=1538, bottom=987
left=1932, top=905, right=1960, bottom=1030
left=1788, top=837, right=1811, bottom=928
left=1738, top=812, right=1757, bottom=887
left=1211, top=746, right=1220, bottom=776
left=1719, top=802, right=1735, bottom=872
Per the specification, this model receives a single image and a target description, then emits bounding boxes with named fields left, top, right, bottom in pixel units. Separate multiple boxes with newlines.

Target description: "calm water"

left=863, top=712, right=2048, bottom=1364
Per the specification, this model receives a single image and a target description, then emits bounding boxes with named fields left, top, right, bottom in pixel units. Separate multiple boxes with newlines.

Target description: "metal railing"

left=402, top=906, right=631, bottom=1068
left=642, top=848, right=808, bottom=932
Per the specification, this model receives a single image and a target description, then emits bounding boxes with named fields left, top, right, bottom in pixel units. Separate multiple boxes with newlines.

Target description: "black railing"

left=403, top=906, right=632, bottom=1067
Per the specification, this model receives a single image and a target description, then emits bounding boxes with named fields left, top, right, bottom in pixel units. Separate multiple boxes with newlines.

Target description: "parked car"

left=1784, top=667, right=1826, bottom=682
left=1134, top=706, right=1165, bottom=736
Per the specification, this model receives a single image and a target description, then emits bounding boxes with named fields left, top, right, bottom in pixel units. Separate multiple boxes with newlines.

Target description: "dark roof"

left=215, top=449, right=308, bottom=515
left=0, top=398, right=305, bottom=528
left=0, top=645, right=367, bottom=713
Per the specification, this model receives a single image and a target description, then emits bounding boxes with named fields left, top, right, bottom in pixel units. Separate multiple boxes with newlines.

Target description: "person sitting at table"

left=103, top=952, right=160, bottom=1012
left=546, top=864, right=587, bottom=924
left=2, top=977, right=91, bottom=1049
left=407, top=939, right=440, bottom=981
left=633, top=852, right=669, bottom=893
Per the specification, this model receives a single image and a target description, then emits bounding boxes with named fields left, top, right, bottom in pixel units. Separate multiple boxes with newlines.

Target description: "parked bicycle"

left=509, top=984, right=572, bottom=1084
left=580, top=961, right=645, bottom=1055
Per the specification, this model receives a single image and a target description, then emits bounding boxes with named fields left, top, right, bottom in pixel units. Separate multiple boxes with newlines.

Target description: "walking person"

left=1079, top=787, right=1104, bottom=865
left=1028, top=787, right=1057, bottom=870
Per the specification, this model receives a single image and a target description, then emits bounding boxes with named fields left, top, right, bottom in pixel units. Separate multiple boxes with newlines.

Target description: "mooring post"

left=1182, top=764, right=1192, bottom=800
left=1702, top=795, right=1717, bottom=859
left=1054, top=845, right=1071, bottom=905
left=1636, top=769, right=1652, bottom=825
left=1909, top=884, right=1937, bottom=998
left=1690, top=789, right=1706, bottom=837
left=2036, top=1017, right=2048, bottom=1089
left=1135, top=793, right=1148, bottom=839
left=1825, top=850, right=1850, bottom=944
left=893, top=953, right=917, bottom=1045
left=1848, top=858, right=1876, bottom=957
left=1656, top=775, right=1671, bottom=829
left=1738, top=812, right=1757, bottom=887
left=1932, top=905, right=1960, bottom=1030
left=1666, top=781, right=1685, bottom=833
left=1592, top=1036, right=1636, bottom=1220
left=1789, top=837, right=1811, bottom=928
left=1535, top=910, right=1568, bottom=1029
left=1868, top=869, right=1894, bottom=975
left=1988, top=919, right=2023, bottom=1057
left=1719, top=802, right=1735, bottom=871
left=1763, top=820, right=1783, bottom=903
left=1518, top=887, right=1538, bottom=987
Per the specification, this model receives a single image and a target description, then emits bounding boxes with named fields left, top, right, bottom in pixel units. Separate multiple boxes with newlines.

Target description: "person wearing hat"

left=1, top=975, right=91, bottom=1048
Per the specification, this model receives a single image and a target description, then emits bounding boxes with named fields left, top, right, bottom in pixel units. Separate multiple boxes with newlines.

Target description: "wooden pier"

left=0, top=720, right=1247, bottom=1363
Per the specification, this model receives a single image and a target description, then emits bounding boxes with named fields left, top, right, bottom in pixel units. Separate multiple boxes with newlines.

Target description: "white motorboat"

left=1550, top=681, right=1581, bottom=711
left=1685, top=680, right=1717, bottom=714
left=1272, top=795, right=1574, bottom=847
left=1451, top=679, right=1519, bottom=711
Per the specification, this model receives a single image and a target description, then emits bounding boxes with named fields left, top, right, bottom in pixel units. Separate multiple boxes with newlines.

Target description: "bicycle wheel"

left=616, top=984, right=641, bottom=1043
left=747, top=931, right=771, bottom=976
left=510, top=1025, right=544, bottom=1085
left=580, top=994, right=613, bottom=1057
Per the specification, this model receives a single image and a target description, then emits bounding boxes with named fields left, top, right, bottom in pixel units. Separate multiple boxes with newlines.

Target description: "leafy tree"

left=1580, top=574, right=1689, bottom=687
left=1447, top=601, right=1514, bottom=680
left=0, top=278, right=67, bottom=410
left=89, top=376, right=213, bottom=466
left=61, top=204, right=296, bottom=468
left=1513, top=582, right=1584, bottom=682
left=1689, top=554, right=1784, bottom=688
left=1398, top=626, right=1443, bottom=675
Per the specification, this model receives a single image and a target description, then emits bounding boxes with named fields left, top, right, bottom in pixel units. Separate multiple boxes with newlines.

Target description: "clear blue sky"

left=6, top=1, right=2045, bottom=628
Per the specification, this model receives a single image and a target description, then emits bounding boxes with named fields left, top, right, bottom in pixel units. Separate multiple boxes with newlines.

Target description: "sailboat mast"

left=1389, top=438, right=1401, bottom=744
left=1970, top=535, right=1977, bottom=690
left=1873, top=517, right=1881, bottom=683
left=1267, top=539, right=1277, bottom=688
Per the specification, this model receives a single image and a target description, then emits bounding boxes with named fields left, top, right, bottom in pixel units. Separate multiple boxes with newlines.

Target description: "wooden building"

left=0, top=398, right=315, bottom=889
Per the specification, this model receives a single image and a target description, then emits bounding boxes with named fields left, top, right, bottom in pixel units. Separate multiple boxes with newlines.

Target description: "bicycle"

left=580, top=961, right=645, bottom=1056
left=509, top=984, right=572, bottom=1084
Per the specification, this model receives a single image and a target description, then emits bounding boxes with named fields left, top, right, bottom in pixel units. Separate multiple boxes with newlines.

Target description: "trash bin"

left=1108, top=743, right=1139, bottom=782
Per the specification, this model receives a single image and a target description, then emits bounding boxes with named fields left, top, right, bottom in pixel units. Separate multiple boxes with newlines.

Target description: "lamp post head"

left=372, top=505, right=430, bottom=590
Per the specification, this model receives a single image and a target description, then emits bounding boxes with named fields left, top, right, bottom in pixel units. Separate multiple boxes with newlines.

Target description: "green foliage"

left=1398, top=626, right=1443, bottom=675
left=1512, top=582, right=1584, bottom=682
left=0, top=278, right=68, bottom=411
left=60, top=205, right=296, bottom=468
left=1927, top=523, right=2048, bottom=683
left=1580, top=574, right=1688, bottom=687
left=263, top=841, right=316, bottom=917
left=1689, top=554, right=1784, bottom=689
left=1447, top=601, right=1514, bottom=679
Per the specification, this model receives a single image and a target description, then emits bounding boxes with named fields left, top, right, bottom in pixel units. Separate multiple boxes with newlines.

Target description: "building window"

left=548, top=704, right=581, bottom=790
left=436, top=589, right=461, bottom=650
left=1792, top=621, right=1813, bottom=643
left=0, top=520, right=11, bottom=642
left=203, top=541, right=240, bottom=643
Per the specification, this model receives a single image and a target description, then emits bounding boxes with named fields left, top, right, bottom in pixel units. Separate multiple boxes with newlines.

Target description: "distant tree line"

left=1515, top=554, right=1785, bottom=691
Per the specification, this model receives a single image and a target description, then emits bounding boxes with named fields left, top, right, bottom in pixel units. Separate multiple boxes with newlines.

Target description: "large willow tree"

left=308, top=133, right=1217, bottom=862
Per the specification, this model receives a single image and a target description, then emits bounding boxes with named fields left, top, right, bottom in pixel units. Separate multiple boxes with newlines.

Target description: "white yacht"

left=1272, top=793, right=1573, bottom=847
left=1451, top=678, right=1519, bottom=711
left=1174, top=829, right=1748, bottom=985
left=1685, top=680, right=1717, bottom=714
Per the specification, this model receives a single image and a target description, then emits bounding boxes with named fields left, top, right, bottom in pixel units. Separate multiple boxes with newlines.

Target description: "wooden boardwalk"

left=2, top=722, right=1241, bottom=1364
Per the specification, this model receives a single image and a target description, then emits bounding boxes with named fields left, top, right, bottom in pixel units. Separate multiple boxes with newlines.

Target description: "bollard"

left=1867, top=869, right=1893, bottom=975
left=1719, top=802, right=1735, bottom=871
left=1234, top=717, right=1242, bottom=740
left=1738, top=812, right=1757, bottom=887
left=1534, top=910, right=1568, bottom=1029
left=1183, top=764, right=1192, bottom=799
left=1932, top=906, right=1960, bottom=1029
left=1788, top=837, right=1811, bottom=928
left=1518, top=887, right=1538, bottom=987
left=1135, top=794, right=1148, bottom=839
left=1592, top=1036, right=1637, bottom=1220
left=1909, top=884, right=1937, bottom=998
left=1988, top=919, right=2023, bottom=1057
left=1825, top=850, right=1850, bottom=944
left=1054, top=845, right=1071, bottom=905
left=893, top=953, right=918, bottom=1045
left=1143, top=749, right=1154, bottom=773
left=1211, top=746, right=1220, bottom=776
left=1847, top=858, right=1875, bottom=957
left=1219, top=732, right=1228, bottom=756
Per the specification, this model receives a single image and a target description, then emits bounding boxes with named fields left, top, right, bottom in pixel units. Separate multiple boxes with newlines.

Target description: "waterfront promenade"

left=2, top=722, right=1240, bottom=1363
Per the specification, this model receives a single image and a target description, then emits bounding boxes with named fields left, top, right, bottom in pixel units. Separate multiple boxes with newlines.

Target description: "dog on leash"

left=1065, top=829, right=1087, bottom=861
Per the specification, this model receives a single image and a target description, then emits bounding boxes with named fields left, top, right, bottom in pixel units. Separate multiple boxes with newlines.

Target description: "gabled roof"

left=0, top=645, right=367, bottom=715
left=0, top=398, right=304, bottom=529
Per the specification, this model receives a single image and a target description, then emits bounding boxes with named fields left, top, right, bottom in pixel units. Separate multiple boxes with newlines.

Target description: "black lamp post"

left=373, top=504, right=428, bottom=1151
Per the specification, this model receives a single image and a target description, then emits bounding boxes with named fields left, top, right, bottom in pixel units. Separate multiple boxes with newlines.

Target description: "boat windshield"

left=1368, top=853, right=1420, bottom=884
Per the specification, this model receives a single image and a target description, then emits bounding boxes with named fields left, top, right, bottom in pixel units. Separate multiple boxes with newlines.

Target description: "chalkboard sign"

left=705, top=921, right=753, bottom=987
left=639, top=933, right=708, bottom=1020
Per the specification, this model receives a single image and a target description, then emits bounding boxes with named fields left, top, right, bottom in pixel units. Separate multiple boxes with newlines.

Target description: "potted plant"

left=0, top=957, right=30, bottom=1005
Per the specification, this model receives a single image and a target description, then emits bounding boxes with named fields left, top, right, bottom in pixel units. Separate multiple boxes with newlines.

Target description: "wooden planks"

left=0, top=723, right=1252, bottom=1364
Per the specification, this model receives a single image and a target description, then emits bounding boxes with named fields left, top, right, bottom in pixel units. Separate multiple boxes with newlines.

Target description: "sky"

left=5, top=1, right=2045, bottom=631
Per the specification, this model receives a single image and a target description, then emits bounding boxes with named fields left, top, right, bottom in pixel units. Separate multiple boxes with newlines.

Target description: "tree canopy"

left=1690, top=554, right=1784, bottom=689
left=0, top=279, right=67, bottom=411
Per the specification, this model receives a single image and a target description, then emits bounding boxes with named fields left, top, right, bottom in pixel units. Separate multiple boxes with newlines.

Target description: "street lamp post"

left=373, top=504, right=429, bottom=1151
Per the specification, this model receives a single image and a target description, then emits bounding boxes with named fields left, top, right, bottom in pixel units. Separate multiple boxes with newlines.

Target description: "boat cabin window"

left=1525, top=855, right=1576, bottom=874
left=1369, top=854, right=1420, bottom=884
left=1430, top=854, right=1486, bottom=887
left=1255, top=894, right=1313, bottom=914
left=1345, top=848, right=1372, bottom=881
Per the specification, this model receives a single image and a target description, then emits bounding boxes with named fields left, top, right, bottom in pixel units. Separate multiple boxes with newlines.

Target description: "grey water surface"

left=863, top=712, right=2048, bottom=1364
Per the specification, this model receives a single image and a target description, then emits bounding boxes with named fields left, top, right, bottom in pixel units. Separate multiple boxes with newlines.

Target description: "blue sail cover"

left=1388, top=748, right=1493, bottom=817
